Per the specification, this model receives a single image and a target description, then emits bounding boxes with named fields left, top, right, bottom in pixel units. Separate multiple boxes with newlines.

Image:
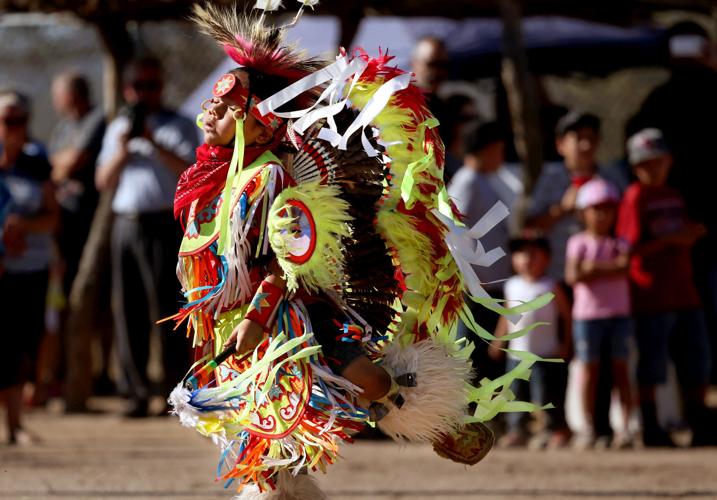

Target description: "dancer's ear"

left=255, top=125, right=273, bottom=146
left=232, top=108, right=245, bottom=121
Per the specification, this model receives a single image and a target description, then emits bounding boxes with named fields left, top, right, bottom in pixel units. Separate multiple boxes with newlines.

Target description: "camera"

left=126, top=102, right=148, bottom=139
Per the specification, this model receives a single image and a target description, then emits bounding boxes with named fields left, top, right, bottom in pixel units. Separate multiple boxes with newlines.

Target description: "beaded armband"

left=245, top=279, right=284, bottom=330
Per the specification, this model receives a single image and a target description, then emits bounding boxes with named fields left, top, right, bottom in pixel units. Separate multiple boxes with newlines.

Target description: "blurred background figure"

left=95, top=56, right=197, bottom=418
left=527, top=111, right=615, bottom=281
left=632, top=21, right=717, bottom=385
left=0, top=90, right=58, bottom=444
left=441, top=93, right=480, bottom=181
left=411, top=36, right=455, bottom=170
left=525, top=110, right=624, bottom=445
left=565, top=178, right=633, bottom=450
left=411, top=36, right=450, bottom=102
left=617, top=128, right=713, bottom=447
left=490, top=236, right=572, bottom=449
left=50, top=71, right=104, bottom=295
left=449, top=120, right=522, bottom=382
left=48, top=71, right=110, bottom=399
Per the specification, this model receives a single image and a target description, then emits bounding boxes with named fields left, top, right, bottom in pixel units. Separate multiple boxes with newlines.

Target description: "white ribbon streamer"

left=467, top=201, right=510, bottom=239
left=432, top=204, right=521, bottom=324
left=257, top=53, right=410, bottom=156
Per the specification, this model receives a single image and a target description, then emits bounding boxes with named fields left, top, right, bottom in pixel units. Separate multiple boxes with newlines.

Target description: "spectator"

left=0, top=90, right=59, bottom=444
left=49, top=71, right=110, bottom=395
left=449, top=121, right=522, bottom=380
left=0, top=176, right=10, bottom=263
left=616, top=128, right=713, bottom=446
left=565, top=178, right=633, bottom=449
left=50, top=71, right=105, bottom=299
left=490, top=236, right=572, bottom=449
left=411, top=36, right=449, bottom=100
left=633, top=22, right=717, bottom=383
left=96, top=57, right=198, bottom=417
left=442, top=93, right=479, bottom=180
left=527, top=110, right=627, bottom=281
left=411, top=37, right=452, bottom=162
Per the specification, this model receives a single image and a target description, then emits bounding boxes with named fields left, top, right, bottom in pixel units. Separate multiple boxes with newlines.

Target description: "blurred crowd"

left=1, top=56, right=198, bottom=443
left=1, top=22, right=716, bottom=451
left=442, top=21, right=717, bottom=450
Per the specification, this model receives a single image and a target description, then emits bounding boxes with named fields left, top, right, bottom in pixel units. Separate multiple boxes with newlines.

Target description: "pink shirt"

left=566, top=232, right=631, bottom=321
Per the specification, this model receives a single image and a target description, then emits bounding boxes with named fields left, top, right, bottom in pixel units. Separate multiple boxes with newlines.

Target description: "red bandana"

left=174, top=143, right=270, bottom=220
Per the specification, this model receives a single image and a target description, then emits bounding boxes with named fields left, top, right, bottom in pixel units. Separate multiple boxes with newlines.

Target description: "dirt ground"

left=1, top=399, right=716, bottom=500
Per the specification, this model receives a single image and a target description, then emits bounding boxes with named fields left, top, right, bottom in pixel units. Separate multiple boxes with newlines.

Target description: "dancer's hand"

left=224, top=319, right=264, bottom=354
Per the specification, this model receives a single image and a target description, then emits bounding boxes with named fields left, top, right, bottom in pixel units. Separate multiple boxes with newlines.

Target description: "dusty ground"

left=1, top=399, right=716, bottom=500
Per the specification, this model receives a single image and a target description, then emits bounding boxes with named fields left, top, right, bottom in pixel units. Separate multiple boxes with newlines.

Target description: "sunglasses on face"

left=426, top=60, right=449, bottom=69
left=131, top=80, right=162, bottom=92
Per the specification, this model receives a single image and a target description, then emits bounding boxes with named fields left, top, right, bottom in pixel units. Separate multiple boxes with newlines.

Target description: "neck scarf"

left=174, top=142, right=269, bottom=220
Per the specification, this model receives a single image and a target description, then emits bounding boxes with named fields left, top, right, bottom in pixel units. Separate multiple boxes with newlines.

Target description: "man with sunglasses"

left=411, top=37, right=457, bottom=176
left=96, top=57, right=198, bottom=418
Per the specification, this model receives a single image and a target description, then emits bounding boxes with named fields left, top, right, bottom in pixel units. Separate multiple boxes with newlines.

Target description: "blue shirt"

left=448, top=165, right=523, bottom=292
left=0, top=177, right=10, bottom=256
left=0, top=143, right=53, bottom=272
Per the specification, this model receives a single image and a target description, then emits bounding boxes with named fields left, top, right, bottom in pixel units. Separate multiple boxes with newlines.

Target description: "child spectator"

left=527, top=111, right=627, bottom=443
left=565, top=178, right=633, bottom=449
left=527, top=111, right=627, bottom=280
left=490, top=236, right=572, bottom=448
left=617, top=128, right=714, bottom=447
left=449, top=121, right=521, bottom=381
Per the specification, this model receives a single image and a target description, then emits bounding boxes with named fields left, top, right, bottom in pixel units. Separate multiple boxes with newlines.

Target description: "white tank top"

left=504, top=275, right=560, bottom=359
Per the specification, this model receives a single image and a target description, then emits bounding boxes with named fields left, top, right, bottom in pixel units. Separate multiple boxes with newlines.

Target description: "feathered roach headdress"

left=191, top=3, right=325, bottom=87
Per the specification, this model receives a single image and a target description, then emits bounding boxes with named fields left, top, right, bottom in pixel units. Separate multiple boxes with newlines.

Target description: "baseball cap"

left=667, top=21, right=710, bottom=59
left=575, top=178, right=620, bottom=209
left=627, top=128, right=670, bottom=165
left=555, top=110, right=601, bottom=136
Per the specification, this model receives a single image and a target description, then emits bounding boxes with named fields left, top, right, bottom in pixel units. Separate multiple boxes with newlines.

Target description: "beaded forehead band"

left=210, top=73, right=283, bottom=131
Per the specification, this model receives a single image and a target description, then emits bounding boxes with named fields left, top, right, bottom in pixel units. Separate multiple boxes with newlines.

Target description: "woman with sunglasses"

left=0, top=90, right=58, bottom=445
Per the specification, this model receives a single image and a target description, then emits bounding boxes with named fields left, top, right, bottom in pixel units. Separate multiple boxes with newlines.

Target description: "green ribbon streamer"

left=400, top=148, right=433, bottom=209
left=471, top=292, right=554, bottom=315
left=437, top=185, right=461, bottom=224
left=400, top=118, right=442, bottom=209
left=217, top=119, right=245, bottom=255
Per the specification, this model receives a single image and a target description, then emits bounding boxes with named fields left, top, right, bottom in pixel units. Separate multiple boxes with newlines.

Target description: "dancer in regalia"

left=170, top=3, right=552, bottom=498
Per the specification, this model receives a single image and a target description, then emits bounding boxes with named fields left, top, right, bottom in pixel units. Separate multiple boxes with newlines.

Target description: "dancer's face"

left=202, top=97, right=237, bottom=146
left=202, top=98, right=273, bottom=148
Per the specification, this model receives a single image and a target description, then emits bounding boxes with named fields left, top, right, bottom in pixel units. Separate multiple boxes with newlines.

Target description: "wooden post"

left=63, top=19, right=131, bottom=412
left=499, top=0, right=543, bottom=233
left=336, top=3, right=363, bottom=50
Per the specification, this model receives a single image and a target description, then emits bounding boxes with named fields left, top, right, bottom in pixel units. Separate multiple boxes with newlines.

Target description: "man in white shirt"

left=96, top=57, right=198, bottom=417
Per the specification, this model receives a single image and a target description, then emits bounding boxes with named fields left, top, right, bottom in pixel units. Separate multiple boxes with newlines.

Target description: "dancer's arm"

left=223, top=259, right=286, bottom=354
